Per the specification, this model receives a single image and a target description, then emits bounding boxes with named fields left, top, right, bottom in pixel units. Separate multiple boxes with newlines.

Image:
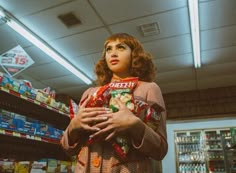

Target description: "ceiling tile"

left=23, top=62, right=72, bottom=81
left=24, top=46, right=54, bottom=67
left=109, top=7, right=190, bottom=42
left=90, top=0, right=187, bottom=24
left=201, top=46, right=236, bottom=65
left=18, top=0, right=105, bottom=41
left=49, top=28, right=110, bottom=58
left=155, top=54, right=193, bottom=73
left=143, top=34, right=192, bottom=59
left=157, top=68, right=196, bottom=84
left=201, top=25, right=236, bottom=50
left=0, top=0, right=71, bottom=17
left=200, top=0, right=236, bottom=30
left=0, top=24, right=32, bottom=51
left=71, top=52, right=102, bottom=80
left=197, top=62, right=236, bottom=79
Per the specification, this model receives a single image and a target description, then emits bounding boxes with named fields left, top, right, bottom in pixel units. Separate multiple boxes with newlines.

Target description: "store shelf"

left=0, top=133, right=71, bottom=161
left=0, top=87, right=70, bottom=130
left=0, top=87, right=72, bottom=161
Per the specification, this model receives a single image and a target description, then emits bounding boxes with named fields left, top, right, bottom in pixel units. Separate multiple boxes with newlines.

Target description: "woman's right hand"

left=68, top=95, right=111, bottom=144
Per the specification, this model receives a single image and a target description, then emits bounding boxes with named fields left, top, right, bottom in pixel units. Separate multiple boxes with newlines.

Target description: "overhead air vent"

left=139, top=22, right=160, bottom=37
left=58, top=12, right=82, bottom=28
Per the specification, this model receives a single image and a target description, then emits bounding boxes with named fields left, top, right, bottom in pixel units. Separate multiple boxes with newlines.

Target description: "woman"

left=61, top=33, right=168, bottom=173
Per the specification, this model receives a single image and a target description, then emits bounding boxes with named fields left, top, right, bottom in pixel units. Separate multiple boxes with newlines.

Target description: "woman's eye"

left=118, top=45, right=125, bottom=50
left=106, top=47, right=111, bottom=52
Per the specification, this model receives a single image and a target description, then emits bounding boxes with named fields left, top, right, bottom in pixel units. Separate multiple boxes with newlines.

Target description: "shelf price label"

left=0, top=129, right=5, bottom=134
left=13, top=132, right=21, bottom=137
left=35, top=136, right=42, bottom=141
left=26, top=135, right=35, bottom=140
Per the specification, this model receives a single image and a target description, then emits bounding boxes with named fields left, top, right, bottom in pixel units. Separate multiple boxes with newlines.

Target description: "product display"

left=175, top=130, right=206, bottom=173
left=0, top=72, right=71, bottom=161
left=175, top=128, right=236, bottom=173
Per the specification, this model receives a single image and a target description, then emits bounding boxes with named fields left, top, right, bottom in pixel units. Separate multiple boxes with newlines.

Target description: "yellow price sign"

left=0, top=129, right=5, bottom=134
left=13, top=132, right=21, bottom=137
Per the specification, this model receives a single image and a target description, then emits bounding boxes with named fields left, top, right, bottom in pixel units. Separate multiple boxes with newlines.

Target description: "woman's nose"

left=110, top=49, right=118, bottom=57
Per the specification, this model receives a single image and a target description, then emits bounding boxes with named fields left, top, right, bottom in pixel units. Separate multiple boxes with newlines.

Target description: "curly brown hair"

left=94, top=33, right=157, bottom=86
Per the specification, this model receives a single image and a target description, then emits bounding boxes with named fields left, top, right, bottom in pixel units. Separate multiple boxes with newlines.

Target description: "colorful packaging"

left=14, top=161, right=30, bottom=173
left=85, top=84, right=111, bottom=108
left=69, top=99, right=78, bottom=119
left=108, top=77, right=138, bottom=113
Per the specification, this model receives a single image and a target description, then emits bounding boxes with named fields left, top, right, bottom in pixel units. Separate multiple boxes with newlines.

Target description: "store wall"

left=162, top=117, right=236, bottom=173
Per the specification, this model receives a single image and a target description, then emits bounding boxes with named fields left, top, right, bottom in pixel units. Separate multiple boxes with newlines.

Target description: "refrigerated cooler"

left=175, top=127, right=236, bottom=173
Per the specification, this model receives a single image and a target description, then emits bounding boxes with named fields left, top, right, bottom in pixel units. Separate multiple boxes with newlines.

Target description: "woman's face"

left=105, top=40, right=132, bottom=78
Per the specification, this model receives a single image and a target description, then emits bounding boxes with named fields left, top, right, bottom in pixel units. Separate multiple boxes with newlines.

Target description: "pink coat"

left=61, top=81, right=168, bottom=173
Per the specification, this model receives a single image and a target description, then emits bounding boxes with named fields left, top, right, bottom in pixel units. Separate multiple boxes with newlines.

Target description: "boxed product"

left=30, top=161, right=47, bottom=173
left=14, top=161, right=30, bottom=173
left=0, top=160, right=15, bottom=173
left=36, top=90, right=48, bottom=104
left=26, top=118, right=41, bottom=136
left=1, top=73, right=20, bottom=92
left=59, top=161, right=72, bottom=173
left=0, top=109, right=16, bottom=130
left=18, top=80, right=32, bottom=98
left=47, top=159, right=58, bottom=173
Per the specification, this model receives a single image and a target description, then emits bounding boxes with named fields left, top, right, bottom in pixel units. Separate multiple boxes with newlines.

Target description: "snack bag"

left=108, top=77, right=138, bottom=160
left=134, top=99, right=164, bottom=131
left=69, top=99, right=78, bottom=119
left=86, top=84, right=111, bottom=108
left=109, top=77, right=138, bottom=113
left=109, top=88, right=134, bottom=112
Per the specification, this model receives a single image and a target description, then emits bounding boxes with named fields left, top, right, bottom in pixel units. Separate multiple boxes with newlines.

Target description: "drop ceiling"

left=0, top=0, right=236, bottom=101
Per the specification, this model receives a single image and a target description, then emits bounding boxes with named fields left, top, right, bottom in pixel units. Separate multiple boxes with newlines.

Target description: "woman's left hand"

left=89, top=98, right=144, bottom=141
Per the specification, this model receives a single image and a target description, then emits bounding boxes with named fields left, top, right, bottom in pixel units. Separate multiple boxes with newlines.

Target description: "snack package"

left=85, top=84, right=111, bottom=108
left=14, top=161, right=30, bottom=173
left=134, top=99, right=164, bottom=131
left=109, top=88, right=134, bottom=112
left=69, top=99, right=78, bottom=119
left=108, top=77, right=138, bottom=160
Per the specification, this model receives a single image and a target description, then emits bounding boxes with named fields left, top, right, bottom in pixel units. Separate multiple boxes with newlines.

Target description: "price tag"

left=20, top=95, right=27, bottom=100
left=216, top=130, right=220, bottom=135
left=35, top=136, right=42, bottom=141
left=186, top=132, right=190, bottom=136
left=0, top=129, right=5, bottom=134
left=13, top=132, right=21, bottom=137
left=34, top=101, right=40, bottom=105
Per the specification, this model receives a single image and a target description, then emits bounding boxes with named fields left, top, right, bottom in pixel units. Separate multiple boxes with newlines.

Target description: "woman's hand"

left=90, top=98, right=145, bottom=141
left=70, top=95, right=111, bottom=132
left=67, top=95, right=111, bottom=145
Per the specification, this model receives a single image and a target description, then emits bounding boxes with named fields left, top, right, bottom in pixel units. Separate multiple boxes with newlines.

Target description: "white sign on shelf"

left=0, top=45, right=34, bottom=77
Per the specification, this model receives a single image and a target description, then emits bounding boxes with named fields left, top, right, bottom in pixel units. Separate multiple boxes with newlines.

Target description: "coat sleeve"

left=131, top=82, right=168, bottom=160
left=60, top=87, right=94, bottom=155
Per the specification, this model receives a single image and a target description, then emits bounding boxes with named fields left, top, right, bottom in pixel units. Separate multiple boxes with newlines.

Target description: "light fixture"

left=0, top=7, right=92, bottom=85
left=188, top=0, right=201, bottom=68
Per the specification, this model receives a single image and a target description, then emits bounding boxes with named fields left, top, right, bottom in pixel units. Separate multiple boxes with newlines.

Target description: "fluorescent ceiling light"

left=0, top=8, right=92, bottom=85
left=0, top=10, right=5, bottom=18
left=188, top=0, right=201, bottom=68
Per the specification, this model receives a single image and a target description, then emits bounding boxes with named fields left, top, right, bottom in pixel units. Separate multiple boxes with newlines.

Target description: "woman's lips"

left=110, top=59, right=119, bottom=65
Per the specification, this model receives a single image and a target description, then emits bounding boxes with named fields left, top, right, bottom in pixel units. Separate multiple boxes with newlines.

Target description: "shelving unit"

left=204, top=129, right=228, bottom=173
left=175, top=128, right=236, bottom=173
left=0, top=87, right=70, bottom=130
left=0, top=87, right=71, bottom=161
left=175, top=130, right=207, bottom=173
left=224, top=134, right=236, bottom=173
